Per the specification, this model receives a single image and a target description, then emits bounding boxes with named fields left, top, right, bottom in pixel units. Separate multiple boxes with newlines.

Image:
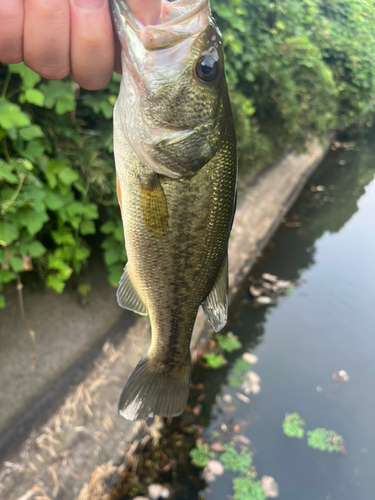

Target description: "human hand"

left=0, top=0, right=161, bottom=91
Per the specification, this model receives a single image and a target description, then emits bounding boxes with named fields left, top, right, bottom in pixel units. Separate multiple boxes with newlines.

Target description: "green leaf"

left=82, top=203, right=98, bottom=220
left=75, top=246, right=90, bottom=262
left=0, top=270, right=16, bottom=284
left=19, top=210, right=49, bottom=236
left=0, top=295, right=5, bottom=309
left=203, top=353, right=226, bottom=369
left=47, top=274, right=65, bottom=293
left=283, top=413, right=305, bottom=439
left=9, top=63, right=41, bottom=88
left=307, top=428, right=345, bottom=453
left=0, top=222, right=20, bottom=246
left=51, top=230, right=75, bottom=246
left=215, top=332, right=242, bottom=353
left=40, top=80, right=76, bottom=115
left=19, top=125, right=44, bottom=141
left=0, top=98, right=30, bottom=130
left=104, top=247, right=122, bottom=266
left=24, top=140, right=45, bottom=160
left=9, top=256, right=24, bottom=272
left=28, top=241, right=46, bottom=258
left=190, top=443, right=214, bottom=468
left=0, top=161, right=18, bottom=183
left=100, top=220, right=116, bottom=234
left=21, top=89, right=45, bottom=107
left=220, top=442, right=253, bottom=473
left=58, top=167, right=80, bottom=186
left=232, top=477, right=266, bottom=500
left=56, top=95, right=76, bottom=115
left=80, top=220, right=95, bottom=235
left=108, top=263, right=123, bottom=286
left=44, top=191, right=64, bottom=211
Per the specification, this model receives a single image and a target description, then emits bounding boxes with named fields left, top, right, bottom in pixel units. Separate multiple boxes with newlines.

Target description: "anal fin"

left=202, top=255, right=228, bottom=332
left=117, top=265, right=148, bottom=315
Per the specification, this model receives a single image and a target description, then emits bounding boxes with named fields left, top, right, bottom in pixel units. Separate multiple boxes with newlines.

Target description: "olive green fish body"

left=112, top=0, right=237, bottom=420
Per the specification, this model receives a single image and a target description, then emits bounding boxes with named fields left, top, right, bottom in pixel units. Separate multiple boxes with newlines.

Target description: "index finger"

left=0, top=0, right=24, bottom=64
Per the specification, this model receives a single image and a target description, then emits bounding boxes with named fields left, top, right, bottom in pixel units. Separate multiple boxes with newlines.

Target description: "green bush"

left=0, top=64, right=124, bottom=306
left=1, top=0, right=375, bottom=305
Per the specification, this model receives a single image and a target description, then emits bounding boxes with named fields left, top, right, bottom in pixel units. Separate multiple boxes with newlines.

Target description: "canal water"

left=111, top=125, right=375, bottom=500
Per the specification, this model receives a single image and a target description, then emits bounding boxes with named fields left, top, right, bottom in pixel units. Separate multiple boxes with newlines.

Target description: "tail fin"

left=118, top=354, right=191, bottom=421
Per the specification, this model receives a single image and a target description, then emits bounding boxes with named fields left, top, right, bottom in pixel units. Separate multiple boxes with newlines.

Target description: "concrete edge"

left=0, top=139, right=328, bottom=500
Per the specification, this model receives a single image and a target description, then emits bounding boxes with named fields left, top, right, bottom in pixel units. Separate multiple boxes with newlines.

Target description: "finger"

left=0, top=0, right=24, bottom=64
left=70, top=0, right=114, bottom=91
left=23, top=0, right=70, bottom=80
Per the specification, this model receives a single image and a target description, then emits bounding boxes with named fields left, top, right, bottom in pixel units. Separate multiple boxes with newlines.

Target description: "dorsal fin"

left=202, top=255, right=228, bottom=332
left=117, top=265, right=148, bottom=315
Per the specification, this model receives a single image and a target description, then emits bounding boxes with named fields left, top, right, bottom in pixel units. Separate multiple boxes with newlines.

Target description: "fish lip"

left=111, top=0, right=210, bottom=49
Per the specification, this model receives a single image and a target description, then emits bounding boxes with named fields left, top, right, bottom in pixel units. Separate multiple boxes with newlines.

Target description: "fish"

left=111, top=0, right=237, bottom=421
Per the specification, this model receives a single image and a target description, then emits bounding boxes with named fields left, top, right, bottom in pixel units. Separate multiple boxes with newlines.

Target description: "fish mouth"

left=111, top=0, right=210, bottom=50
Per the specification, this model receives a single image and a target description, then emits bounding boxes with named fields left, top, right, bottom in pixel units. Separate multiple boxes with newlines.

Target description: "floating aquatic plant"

left=282, top=413, right=305, bottom=439
left=232, top=476, right=267, bottom=500
left=203, top=353, right=227, bottom=369
left=215, top=332, right=242, bottom=353
left=229, top=359, right=252, bottom=387
left=190, top=443, right=215, bottom=468
left=220, top=442, right=253, bottom=474
left=307, top=428, right=345, bottom=453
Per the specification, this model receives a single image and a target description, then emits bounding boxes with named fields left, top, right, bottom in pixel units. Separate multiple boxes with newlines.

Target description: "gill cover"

left=111, top=0, right=224, bottom=179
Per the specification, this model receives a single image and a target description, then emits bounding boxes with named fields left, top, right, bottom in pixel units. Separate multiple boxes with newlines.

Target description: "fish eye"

left=196, top=55, right=218, bottom=83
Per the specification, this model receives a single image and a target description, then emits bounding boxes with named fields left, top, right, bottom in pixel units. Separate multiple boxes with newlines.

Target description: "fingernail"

left=74, top=0, right=105, bottom=8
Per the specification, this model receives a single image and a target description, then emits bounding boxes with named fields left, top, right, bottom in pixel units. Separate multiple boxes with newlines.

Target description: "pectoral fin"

left=202, top=256, right=228, bottom=332
left=140, top=173, right=169, bottom=239
left=117, top=265, right=148, bottom=315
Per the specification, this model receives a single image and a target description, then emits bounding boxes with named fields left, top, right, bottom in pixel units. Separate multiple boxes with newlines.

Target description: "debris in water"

left=210, top=442, right=225, bottom=453
left=233, top=435, right=252, bottom=447
left=206, top=460, right=224, bottom=477
left=222, top=394, right=233, bottom=404
left=236, top=393, right=251, bottom=404
left=255, top=296, right=273, bottom=305
left=332, top=370, right=350, bottom=382
left=148, top=484, right=170, bottom=499
left=249, top=285, right=262, bottom=297
left=262, top=273, right=278, bottom=283
left=241, top=371, right=261, bottom=395
left=248, top=273, right=303, bottom=306
left=316, top=386, right=323, bottom=393
left=242, top=352, right=258, bottom=364
left=261, top=475, right=280, bottom=498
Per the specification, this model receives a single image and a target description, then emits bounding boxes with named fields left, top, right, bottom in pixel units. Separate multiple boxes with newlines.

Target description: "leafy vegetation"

left=307, top=428, right=345, bottom=453
left=232, top=476, right=267, bottom=500
left=0, top=64, right=123, bottom=306
left=189, top=442, right=215, bottom=468
left=212, top=0, right=375, bottom=167
left=220, top=442, right=253, bottom=473
left=215, top=332, right=242, bottom=353
left=204, top=353, right=227, bottom=369
left=2, top=0, right=375, bottom=304
left=229, top=358, right=252, bottom=387
left=282, top=412, right=306, bottom=439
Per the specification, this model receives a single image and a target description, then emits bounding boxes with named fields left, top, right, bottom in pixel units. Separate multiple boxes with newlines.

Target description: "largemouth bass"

left=111, top=0, right=237, bottom=420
